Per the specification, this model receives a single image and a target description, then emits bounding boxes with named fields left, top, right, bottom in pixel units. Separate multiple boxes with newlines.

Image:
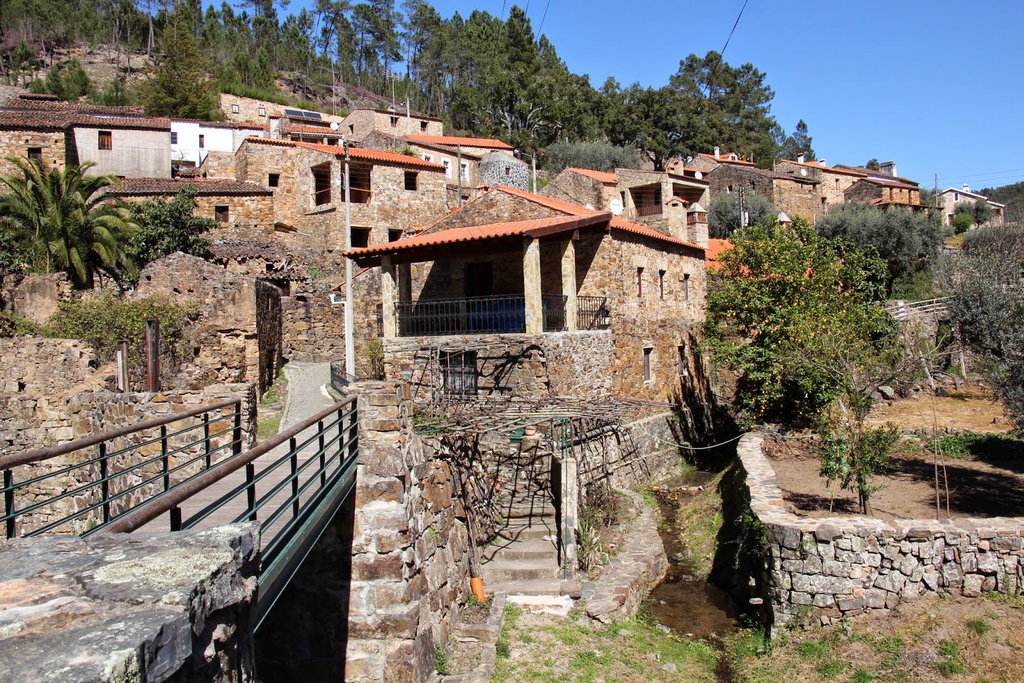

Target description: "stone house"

left=0, top=96, right=171, bottom=178
left=234, top=137, right=449, bottom=252
left=105, top=177, right=275, bottom=237
left=339, top=108, right=444, bottom=140
left=219, top=94, right=346, bottom=128
left=170, top=119, right=267, bottom=167
left=938, top=184, right=1006, bottom=227
left=700, top=162, right=821, bottom=222
left=542, top=166, right=710, bottom=246
left=344, top=186, right=708, bottom=403
left=844, top=176, right=923, bottom=209
left=774, top=156, right=869, bottom=215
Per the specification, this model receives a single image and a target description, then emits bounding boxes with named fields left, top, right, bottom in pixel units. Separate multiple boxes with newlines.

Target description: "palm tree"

left=0, top=157, right=138, bottom=287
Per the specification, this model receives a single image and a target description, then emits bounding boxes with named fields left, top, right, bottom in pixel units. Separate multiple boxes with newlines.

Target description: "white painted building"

left=939, top=183, right=1006, bottom=227
left=170, top=120, right=266, bottom=166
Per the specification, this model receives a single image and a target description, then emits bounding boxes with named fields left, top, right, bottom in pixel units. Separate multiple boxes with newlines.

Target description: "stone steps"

left=481, top=513, right=561, bottom=596
left=481, top=536, right=557, bottom=563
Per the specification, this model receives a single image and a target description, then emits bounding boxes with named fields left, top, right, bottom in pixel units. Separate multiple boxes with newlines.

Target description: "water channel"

left=646, top=469, right=742, bottom=680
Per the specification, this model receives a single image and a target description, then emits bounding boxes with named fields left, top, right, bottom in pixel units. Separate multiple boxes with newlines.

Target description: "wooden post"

left=145, top=319, right=160, bottom=392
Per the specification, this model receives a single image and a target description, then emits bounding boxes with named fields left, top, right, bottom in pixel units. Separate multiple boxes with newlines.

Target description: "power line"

left=537, top=0, right=553, bottom=36
left=701, top=0, right=751, bottom=100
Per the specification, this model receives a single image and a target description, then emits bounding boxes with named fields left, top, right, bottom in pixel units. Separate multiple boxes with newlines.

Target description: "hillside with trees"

left=0, top=0, right=815, bottom=168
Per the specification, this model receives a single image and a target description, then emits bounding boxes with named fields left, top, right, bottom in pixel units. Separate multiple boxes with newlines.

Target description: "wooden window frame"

left=215, top=205, right=230, bottom=223
left=98, top=130, right=112, bottom=151
left=312, top=163, right=332, bottom=206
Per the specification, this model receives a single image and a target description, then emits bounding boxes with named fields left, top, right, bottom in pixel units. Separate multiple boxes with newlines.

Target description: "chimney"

left=797, top=153, right=805, bottom=164
left=713, top=146, right=720, bottom=160
left=818, top=158, right=826, bottom=167
left=879, top=161, right=898, bottom=177
left=963, top=183, right=971, bottom=193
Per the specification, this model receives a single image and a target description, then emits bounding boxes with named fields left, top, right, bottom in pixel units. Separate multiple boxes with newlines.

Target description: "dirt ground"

left=766, top=384, right=1024, bottom=521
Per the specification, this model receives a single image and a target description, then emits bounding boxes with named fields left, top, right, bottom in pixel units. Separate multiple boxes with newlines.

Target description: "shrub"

left=43, top=294, right=198, bottom=372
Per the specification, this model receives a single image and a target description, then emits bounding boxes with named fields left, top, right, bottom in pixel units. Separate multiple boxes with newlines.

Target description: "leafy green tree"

left=951, top=211, right=974, bottom=234
left=941, top=224, right=1024, bottom=428
left=954, top=199, right=993, bottom=229
left=819, top=417, right=900, bottom=515
left=543, top=140, right=640, bottom=174
left=703, top=218, right=899, bottom=427
left=37, top=59, right=93, bottom=101
left=865, top=159, right=881, bottom=171
left=0, top=158, right=138, bottom=287
left=778, top=119, right=815, bottom=162
left=707, top=191, right=777, bottom=238
left=126, top=187, right=214, bottom=269
left=139, top=9, right=221, bottom=119
left=815, top=203, right=943, bottom=296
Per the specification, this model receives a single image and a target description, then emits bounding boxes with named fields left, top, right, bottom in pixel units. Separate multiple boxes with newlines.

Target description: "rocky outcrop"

left=0, top=524, right=259, bottom=682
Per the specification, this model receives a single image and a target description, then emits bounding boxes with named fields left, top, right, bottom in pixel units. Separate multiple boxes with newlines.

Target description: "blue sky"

left=287, top=0, right=1024, bottom=191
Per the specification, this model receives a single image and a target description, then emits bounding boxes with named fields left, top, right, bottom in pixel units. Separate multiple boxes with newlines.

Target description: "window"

left=441, top=351, right=478, bottom=396
left=170, top=131, right=178, bottom=144
left=421, top=153, right=434, bottom=163
left=268, top=173, right=280, bottom=187
left=312, top=163, right=331, bottom=206
left=348, top=124, right=355, bottom=133
left=258, top=106, right=266, bottom=117
left=954, top=192, right=959, bottom=202
left=231, top=104, right=239, bottom=114
left=658, top=270, right=666, bottom=300
left=420, top=120, right=428, bottom=131
left=404, top=170, right=418, bottom=191
left=643, top=347, right=652, bottom=382
left=390, top=116, right=398, bottom=127
left=388, top=229, right=403, bottom=242
left=441, top=159, right=452, bottom=178
left=460, top=162, right=469, bottom=180
left=677, top=345, right=689, bottom=377
left=636, top=267, right=644, bottom=298
left=682, top=273, right=690, bottom=302
left=98, top=131, right=112, bottom=150
left=351, top=227, right=371, bottom=248
left=27, top=147, right=42, bottom=164
left=726, top=184, right=733, bottom=194
left=198, top=134, right=205, bottom=149
left=215, top=205, right=230, bottom=223
left=349, top=163, right=372, bottom=203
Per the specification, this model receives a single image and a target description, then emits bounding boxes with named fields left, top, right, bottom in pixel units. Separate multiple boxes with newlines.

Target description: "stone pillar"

left=560, top=455, right=578, bottom=578
left=381, top=256, right=397, bottom=339
left=560, top=238, right=577, bottom=332
left=523, top=237, right=543, bottom=335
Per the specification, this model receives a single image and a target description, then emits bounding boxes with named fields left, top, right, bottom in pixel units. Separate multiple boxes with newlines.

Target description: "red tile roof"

left=494, top=186, right=705, bottom=252
left=567, top=167, right=617, bottom=185
left=107, top=178, right=272, bottom=196
left=2, top=97, right=145, bottom=116
left=345, top=213, right=611, bottom=262
left=780, top=160, right=867, bottom=177
left=287, top=124, right=343, bottom=136
left=243, top=137, right=446, bottom=171
left=699, top=152, right=755, bottom=166
left=0, top=109, right=170, bottom=130
left=705, top=238, right=733, bottom=271
left=406, top=134, right=513, bottom=150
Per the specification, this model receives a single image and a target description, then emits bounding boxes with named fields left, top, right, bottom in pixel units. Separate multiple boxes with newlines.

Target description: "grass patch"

left=927, top=431, right=1022, bottom=460
left=966, top=617, right=992, bottom=637
left=257, top=414, right=281, bottom=441
left=669, top=469, right=726, bottom=579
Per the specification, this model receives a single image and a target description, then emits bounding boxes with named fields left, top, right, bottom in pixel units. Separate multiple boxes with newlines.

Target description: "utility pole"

left=739, top=188, right=748, bottom=228
left=343, top=138, right=355, bottom=381
left=457, top=145, right=463, bottom=207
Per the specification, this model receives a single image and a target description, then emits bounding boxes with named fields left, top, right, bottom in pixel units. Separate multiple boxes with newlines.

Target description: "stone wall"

left=8, top=272, right=73, bottom=325
left=281, top=285, right=348, bottom=364
left=0, top=337, right=98, bottom=394
left=738, top=432, right=1024, bottom=634
left=342, top=109, right=444, bottom=141
left=136, top=253, right=260, bottom=388
left=541, top=168, right=611, bottom=210
left=773, top=177, right=823, bottom=222
left=479, top=151, right=530, bottom=192
left=0, top=523, right=258, bottom=683
left=385, top=331, right=616, bottom=402
left=345, top=381, right=472, bottom=682
left=0, top=127, right=66, bottom=176
left=255, top=279, right=283, bottom=395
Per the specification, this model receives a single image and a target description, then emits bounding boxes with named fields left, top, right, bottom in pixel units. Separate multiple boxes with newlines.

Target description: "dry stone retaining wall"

left=0, top=337, right=99, bottom=394
left=738, top=432, right=1024, bottom=633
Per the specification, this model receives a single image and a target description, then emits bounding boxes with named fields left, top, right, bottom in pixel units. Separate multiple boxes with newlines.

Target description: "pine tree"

left=139, top=8, right=221, bottom=119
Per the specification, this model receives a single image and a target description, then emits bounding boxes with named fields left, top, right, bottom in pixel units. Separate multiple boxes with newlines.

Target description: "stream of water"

left=645, top=470, right=741, bottom=680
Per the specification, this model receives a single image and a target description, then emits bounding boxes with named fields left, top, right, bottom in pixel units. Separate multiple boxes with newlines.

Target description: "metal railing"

left=577, top=296, right=611, bottom=330
left=0, top=399, right=244, bottom=539
left=543, top=295, right=568, bottom=332
left=107, top=397, right=359, bottom=629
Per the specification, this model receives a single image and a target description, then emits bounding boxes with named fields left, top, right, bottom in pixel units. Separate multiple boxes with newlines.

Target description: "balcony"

left=396, top=294, right=603, bottom=337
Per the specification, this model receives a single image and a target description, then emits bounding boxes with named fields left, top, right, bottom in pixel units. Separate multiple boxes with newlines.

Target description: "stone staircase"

left=481, top=513, right=562, bottom=596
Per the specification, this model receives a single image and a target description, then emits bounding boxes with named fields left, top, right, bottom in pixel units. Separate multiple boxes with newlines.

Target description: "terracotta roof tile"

left=2, top=97, right=145, bottom=116
left=244, top=137, right=446, bottom=171
left=287, top=124, right=343, bottom=136
left=699, top=152, right=755, bottom=166
left=705, top=238, right=733, bottom=271
left=345, top=213, right=610, bottom=261
left=567, top=167, right=617, bottom=184
left=494, top=186, right=705, bottom=251
left=406, top=134, right=513, bottom=150
left=780, top=160, right=868, bottom=178
left=0, top=108, right=170, bottom=130
left=107, top=178, right=272, bottom=196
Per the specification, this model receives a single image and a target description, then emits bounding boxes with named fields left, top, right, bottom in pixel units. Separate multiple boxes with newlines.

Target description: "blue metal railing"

left=396, top=293, right=571, bottom=336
